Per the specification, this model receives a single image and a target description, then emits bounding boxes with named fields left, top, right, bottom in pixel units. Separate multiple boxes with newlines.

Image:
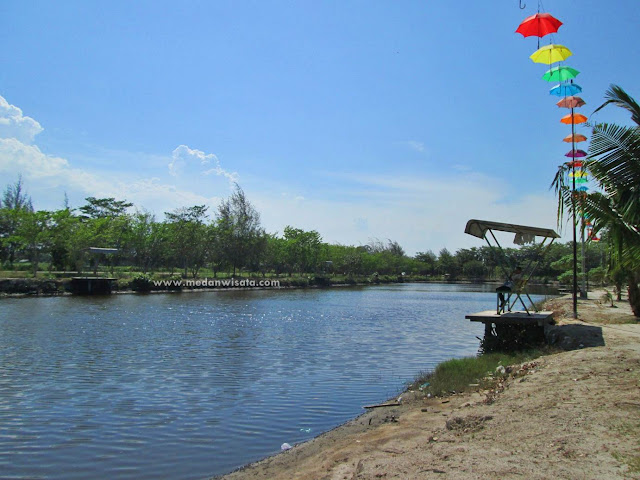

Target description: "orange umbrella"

left=556, top=96, right=586, bottom=109
left=563, top=133, right=587, bottom=143
left=560, top=113, right=588, bottom=125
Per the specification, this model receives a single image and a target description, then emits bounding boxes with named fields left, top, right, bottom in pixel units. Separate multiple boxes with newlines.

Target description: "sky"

left=1, top=0, right=639, bottom=255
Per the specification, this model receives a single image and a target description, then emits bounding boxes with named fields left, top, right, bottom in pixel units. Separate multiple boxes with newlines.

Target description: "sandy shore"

left=220, top=291, right=640, bottom=479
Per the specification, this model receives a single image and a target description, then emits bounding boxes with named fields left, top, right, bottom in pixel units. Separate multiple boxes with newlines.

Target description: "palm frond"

left=592, top=84, right=640, bottom=126
left=550, top=163, right=573, bottom=229
left=587, top=123, right=640, bottom=192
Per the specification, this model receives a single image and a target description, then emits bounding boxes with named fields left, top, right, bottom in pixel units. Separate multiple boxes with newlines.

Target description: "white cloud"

left=0, top=95, right=43, bottom=144
left=0, top=102, right=224, bottom=215
left=0, top=138, right=70, bottom=178
left=169, top=144, right=238, bottom=183
left=401, top=140, right=426, bottom=153
left=0, top=138, right=221, bottom=214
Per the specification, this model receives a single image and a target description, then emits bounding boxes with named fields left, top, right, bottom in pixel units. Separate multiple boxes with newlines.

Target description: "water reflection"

left=0, top=283, right=552, bottom=479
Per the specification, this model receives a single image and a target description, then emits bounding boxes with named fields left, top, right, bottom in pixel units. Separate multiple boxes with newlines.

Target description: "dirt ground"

left=220, top=291, right=640, bottom=480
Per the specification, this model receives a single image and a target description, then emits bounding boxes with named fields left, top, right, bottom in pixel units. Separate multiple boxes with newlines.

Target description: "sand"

left=220, top=290, right=640, bottom=480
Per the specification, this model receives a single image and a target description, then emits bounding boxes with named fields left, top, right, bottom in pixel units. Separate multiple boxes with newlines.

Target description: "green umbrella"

left=542, top=66, right=580, bottom=82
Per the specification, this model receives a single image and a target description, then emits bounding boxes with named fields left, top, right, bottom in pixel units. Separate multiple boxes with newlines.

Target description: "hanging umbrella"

left=550, top=83, right=582, bottom=97
left=560, top=113, right=588, bottom=124
left=574, top=177, right=588, bottom=184
left=565, top=149, right=587, bottom=158
left=576, top=186, right=589, bottom=192
left=570, top=170, right=588, bottom=177
left=563, top=133, right=587, bottom=143
left=543, top=66, right=579, bottom=82
left=556, top=96, right=586, bottom=108
left=565, top=160, right=583, bottom=168
left=530, top=44, right=572, bottom=64
left=516, top=13, right=563, bottom=38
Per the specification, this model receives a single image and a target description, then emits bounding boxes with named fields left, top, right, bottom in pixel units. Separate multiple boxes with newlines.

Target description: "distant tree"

left=78, top=197, right=133, bottom=219
left=437, top=248, right=460, bottom=279
left=386, top=240, right=405, bottom=257
left=11, top=210, right=51, bottom=276
left=165, top=205, right=209, bottom=278
left=2, top=176, right=33, bottom=211
left=342, top=251, right=363, bottom=276
left=415, top=250, right=437, bottom=275
left=205, top=223, right=226, bottom=278
left=283, top=226, right=322, bottom=275
left=0, top=176, right=34, bottom=265
left=462, top=259, right=486, bottom=279
left=217, top=185, right=265, bottom=276
left=262, top=234, right=287, bottom=276
left=129, top=211, right=168, bottom=273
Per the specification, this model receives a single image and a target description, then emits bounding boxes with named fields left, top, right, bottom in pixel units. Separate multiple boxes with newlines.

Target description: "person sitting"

left=496, top=266, right=523, bottom=313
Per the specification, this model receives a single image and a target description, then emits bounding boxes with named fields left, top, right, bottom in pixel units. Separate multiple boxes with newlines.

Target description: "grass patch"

left=612, top=452, right=640, bottom=474
left=410, top=348, right=553, bottom=397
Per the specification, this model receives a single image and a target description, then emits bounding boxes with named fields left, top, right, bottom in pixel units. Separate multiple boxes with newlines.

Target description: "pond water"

left=0, top=283, right=552, bottom=479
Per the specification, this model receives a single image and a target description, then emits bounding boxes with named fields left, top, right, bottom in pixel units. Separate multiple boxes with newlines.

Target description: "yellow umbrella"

left=530, top=44, right=572, bottom=64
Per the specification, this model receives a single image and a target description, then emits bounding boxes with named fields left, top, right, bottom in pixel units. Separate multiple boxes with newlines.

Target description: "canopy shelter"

left=464, top=219, right=560, bottom=315
left=87, top=247, right=119, bottom=255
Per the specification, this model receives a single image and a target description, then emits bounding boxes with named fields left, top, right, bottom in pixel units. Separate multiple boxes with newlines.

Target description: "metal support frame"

left=483, top=229, right=557, bottom=316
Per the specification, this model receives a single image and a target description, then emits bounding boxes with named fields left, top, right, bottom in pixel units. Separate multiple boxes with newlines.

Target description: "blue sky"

left=1, top=0, right=639, bottom=254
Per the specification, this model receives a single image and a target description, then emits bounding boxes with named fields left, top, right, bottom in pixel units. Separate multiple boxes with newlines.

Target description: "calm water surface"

left=0, top=283, right=550, bottom=479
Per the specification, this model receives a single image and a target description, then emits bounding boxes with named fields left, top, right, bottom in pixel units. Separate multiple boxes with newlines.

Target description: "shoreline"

left=217, top=291, right=640, bottom=480
left=0, top=277, right=558, bottom=299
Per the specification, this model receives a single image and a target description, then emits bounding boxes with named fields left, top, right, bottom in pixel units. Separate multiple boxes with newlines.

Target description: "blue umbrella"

left=550, top=83, right=582, bottom=97
left=576, top=186, right=588, bottom=192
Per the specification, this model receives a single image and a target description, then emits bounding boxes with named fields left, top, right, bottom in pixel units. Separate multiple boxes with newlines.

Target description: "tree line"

left=0, top=180, right=607, bottom=285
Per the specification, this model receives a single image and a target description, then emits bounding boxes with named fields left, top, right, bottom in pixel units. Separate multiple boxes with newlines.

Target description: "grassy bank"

left=409, top=347, right=557, bottom=398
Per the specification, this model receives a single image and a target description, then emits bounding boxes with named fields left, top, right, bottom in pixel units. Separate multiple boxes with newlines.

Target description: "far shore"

left=0, top=276, right=560, bottom=299
left=218, top=290, right=640, bottom=480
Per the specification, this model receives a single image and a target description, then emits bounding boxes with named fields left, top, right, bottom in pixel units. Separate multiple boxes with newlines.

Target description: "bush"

left=130, top=273, right=153, bottom=292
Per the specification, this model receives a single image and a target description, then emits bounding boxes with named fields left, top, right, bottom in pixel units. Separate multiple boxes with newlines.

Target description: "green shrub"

left=130, top=273, right=153, bottom=292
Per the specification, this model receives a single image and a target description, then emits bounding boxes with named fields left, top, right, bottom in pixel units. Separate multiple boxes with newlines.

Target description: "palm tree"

left=552, top=85, right=640, bottom=316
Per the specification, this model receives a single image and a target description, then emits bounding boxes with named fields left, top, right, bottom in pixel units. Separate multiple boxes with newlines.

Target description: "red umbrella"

left=516, top=13, right=563, bottom=38
left=556, top=96, right=586, bottom=109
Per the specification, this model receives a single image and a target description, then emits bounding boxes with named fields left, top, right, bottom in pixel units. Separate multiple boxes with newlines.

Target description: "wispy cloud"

left=169, top=144, right=238, bottom=184
left=401, top=140, right=426, bottom=153
left=249, top=170, right=561, bottom=254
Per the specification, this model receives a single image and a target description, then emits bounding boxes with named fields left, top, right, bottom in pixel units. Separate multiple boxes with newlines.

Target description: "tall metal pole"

left=571, top=107, right=578, bottom=318
left=580, top=216, right=587, bottom=298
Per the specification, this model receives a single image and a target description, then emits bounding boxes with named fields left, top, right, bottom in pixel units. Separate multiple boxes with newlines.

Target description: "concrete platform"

left=465, top=310, right=554, bottom=327
left=70, top=277, right=117, bottom=295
